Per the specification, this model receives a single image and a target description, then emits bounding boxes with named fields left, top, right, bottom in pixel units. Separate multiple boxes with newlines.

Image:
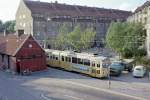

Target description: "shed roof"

left=0, top=34, right=30, bottom=56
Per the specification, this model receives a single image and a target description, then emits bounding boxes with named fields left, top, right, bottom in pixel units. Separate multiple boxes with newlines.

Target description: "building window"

left=23, top=23, right=26, bottom=27
left=19, top=15, right=22, bottom=19
left=23, top=14, right=26, bottom=19
left=20, top=22, right=22, bottom=26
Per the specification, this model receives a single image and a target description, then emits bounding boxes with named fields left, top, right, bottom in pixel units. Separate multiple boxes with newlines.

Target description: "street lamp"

left=44, top=17, right=51, bottom=49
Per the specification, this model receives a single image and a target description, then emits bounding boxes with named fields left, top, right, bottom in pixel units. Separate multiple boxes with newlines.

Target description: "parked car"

left=133, top=65, right=146, bottom=78
left=122, top=61, right=133, bottom=72
left=110, top=61, right=125, bottom=76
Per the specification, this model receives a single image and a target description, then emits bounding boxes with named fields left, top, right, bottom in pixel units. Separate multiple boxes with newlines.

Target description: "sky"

left=0, top=0, right=148, bottom=22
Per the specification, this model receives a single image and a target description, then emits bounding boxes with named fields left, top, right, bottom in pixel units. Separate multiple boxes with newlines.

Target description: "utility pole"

left=108, top=65, right=111, bottom=89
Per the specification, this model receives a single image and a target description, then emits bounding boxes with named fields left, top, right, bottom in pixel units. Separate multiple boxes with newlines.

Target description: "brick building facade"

left=16, top=0, right=131, bottom=48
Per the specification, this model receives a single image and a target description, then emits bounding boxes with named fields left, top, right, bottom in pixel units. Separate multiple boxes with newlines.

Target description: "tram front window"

left=102, top=63, right=109, bottom=68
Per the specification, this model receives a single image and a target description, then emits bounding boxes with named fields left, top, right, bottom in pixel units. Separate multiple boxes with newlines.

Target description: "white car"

left=133, top=66, right=146, bottom=78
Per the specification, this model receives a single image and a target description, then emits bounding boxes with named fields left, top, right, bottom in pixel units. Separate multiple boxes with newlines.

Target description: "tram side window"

left=78, top=58, right=83, bottom=64
left=62, top=56, right=65, bottom=61
left=92, top=63, right=95, bottom=67
left=55, top=56, right=58, bottom=60
left=46, top=54, right=49, bottom=58
left=65, top=57, right=68, bottom=62
left=72, top=57, right=77, bottom=63
left=97, top=64, right=100, bottom=68
left=53, top=55, right=55, bottom=59
left=84, top=59, right=90, bottom=66
left=47, top=54, right=49, bottom=59
left=66, top=57, right=71, bottom=62
left=50, top=55, right=53, bottom=59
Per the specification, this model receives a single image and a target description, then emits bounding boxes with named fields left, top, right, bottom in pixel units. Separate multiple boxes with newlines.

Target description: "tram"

left=45, top=49, right=110, bottom=78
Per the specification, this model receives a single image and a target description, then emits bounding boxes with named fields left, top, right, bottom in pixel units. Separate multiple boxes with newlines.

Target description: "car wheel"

left=116, top=71, right=121, bottom=76
left=128, top=68, right=132, bottom=72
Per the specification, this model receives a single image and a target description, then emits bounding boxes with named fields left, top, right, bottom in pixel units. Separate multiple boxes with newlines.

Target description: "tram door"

left=91, top=61, right=96, bottom=77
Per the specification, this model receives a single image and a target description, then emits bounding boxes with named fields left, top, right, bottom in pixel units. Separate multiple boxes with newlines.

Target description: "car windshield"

left=135, top=68, right=142, bottom=71
left=112, top=62, right=122, bottom=66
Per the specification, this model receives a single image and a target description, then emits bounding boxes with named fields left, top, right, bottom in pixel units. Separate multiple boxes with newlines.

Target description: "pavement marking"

left=65, top=80, right=147, bottom=100
left=64, top=95, right=84, bottom=100
left=40, top=94, right=52, bottom=100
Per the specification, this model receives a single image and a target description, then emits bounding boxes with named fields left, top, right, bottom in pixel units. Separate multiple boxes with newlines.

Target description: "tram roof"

left=45, top=49, right=109, bottom=61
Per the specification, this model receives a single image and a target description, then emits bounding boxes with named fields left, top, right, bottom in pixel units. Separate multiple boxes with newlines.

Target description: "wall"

left=9, top=57, right=16, bottom=72
left=15, top=36, right=47, bottom=72
left=16, top=0, right=33, bottom=35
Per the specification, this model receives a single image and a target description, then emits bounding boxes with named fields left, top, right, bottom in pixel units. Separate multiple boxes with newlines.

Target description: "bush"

left=134, top=57, right=150, bottom=70
left=134, top=49, right=147, bottom=57
left=122, top=48, right=133, bottom=58
left=122, top=48, right=147, bottom=59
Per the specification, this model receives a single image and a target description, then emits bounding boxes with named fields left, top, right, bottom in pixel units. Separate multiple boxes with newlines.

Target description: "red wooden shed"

left=0, top=34, right=47, bottom=74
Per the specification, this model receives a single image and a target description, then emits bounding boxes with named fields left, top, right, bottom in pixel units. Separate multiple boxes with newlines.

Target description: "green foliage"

left=0, top=20, right=4, bottom=32
left=106, top=22, right=146, bottom=58
left=0, top=20, right=16, bottom=33
left=80, top=28, right=96, bottom=50
left=52, top=24, right=96, bottom=51
left=68, top=25, right=82, bottom=50
left=53, top=23, right=72, bottom=49
left=121, top=48, right=133, bottom=58
left=106, top=22, right=127, bottom=53
left=4, top=20, right=16, bottom=33
left=134, top=57, right=150, bottom=70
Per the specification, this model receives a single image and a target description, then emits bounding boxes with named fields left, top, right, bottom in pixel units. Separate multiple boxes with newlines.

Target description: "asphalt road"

left=0, top=68, right=147, bottom=100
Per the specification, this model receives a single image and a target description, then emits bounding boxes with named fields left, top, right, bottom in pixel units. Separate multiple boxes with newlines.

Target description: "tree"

left=52, top=23, right=72, bottom=50
left=52, top=24, right=96, bottom=51
left=80, top=28, right=96, bottom=50
left=4, top=20, right=16, bottom=33
left=106, top=22, right=146, bottom=58
left=0, top=20, right=4, bottom=32
left=67, top=25, right=82, bottom=50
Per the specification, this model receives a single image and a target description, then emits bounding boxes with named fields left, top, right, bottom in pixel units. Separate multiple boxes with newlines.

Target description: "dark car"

left=123, top=62, right=133, bottom=72
left=110, top=61, right=125, bottom=76
left=110, top=60, right=133, bottom=76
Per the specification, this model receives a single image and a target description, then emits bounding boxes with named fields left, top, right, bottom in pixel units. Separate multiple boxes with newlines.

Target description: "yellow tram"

left=45, top=49, right=110, bottom=78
